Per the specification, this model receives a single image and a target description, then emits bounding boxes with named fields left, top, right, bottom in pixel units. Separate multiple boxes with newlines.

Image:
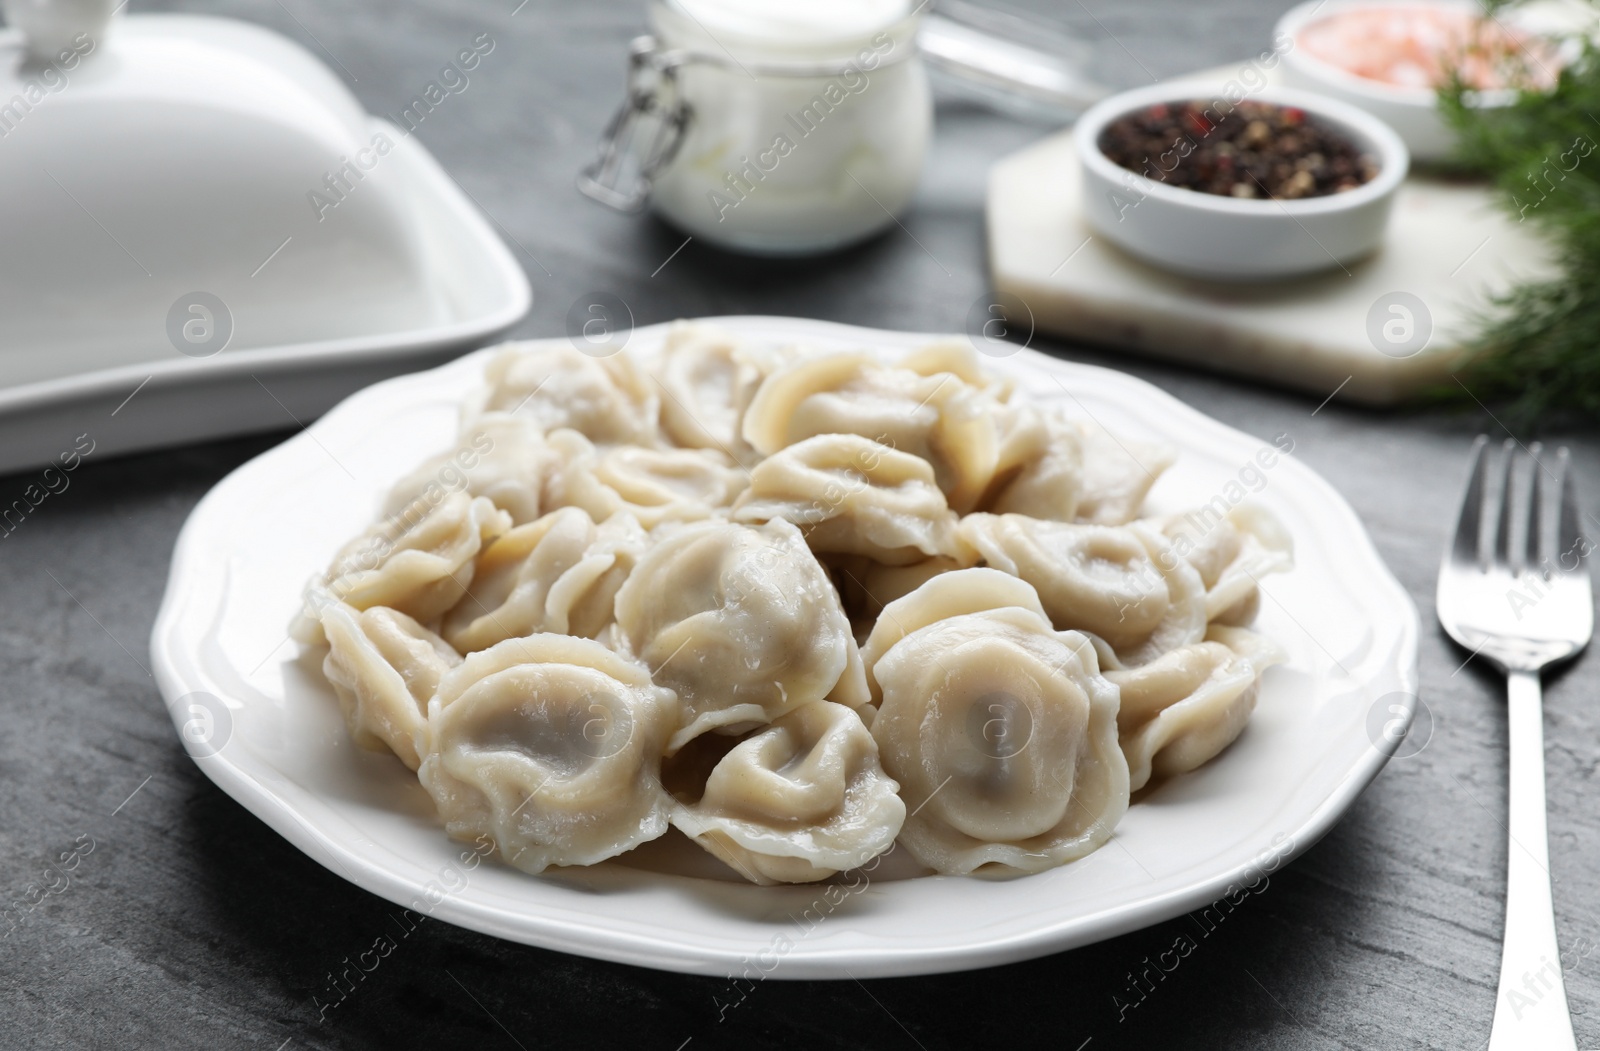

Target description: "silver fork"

left=1437, top=435, right=1592, bottom=1050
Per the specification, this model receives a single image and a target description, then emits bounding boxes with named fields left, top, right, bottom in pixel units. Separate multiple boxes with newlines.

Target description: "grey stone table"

left=4, top=1, right=1597, bottom=1048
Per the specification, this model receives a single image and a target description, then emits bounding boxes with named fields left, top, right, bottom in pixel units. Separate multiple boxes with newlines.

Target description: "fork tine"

left=1494, top=439, right=1522, bottom=573
left=1529, top=442, right=1552, bottom=576
left=1522, top=441, right=1544, bottom=576
left=1555, top=446, right=1587, bottom=576
left=1450, top=435, right=1491, bottom=569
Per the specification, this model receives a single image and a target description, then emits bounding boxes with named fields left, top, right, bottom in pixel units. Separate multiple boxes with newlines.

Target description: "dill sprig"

left=1438, top=2, right=1600, bottom=427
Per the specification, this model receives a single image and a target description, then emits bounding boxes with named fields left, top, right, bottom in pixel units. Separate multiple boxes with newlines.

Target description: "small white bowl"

left=1279, top=0, right=1486, bottom=163
left=1275, top=0, right=1575, bottom=163
left=1074, top=84, right=1409, bottom=282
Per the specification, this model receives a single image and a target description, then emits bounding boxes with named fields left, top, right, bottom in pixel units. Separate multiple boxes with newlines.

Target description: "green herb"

left=1439, top=3, right=1600, bottom=426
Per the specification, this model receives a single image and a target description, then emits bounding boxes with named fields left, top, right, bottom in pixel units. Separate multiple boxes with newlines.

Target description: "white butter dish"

left=0, top=14, right=530, bottom=475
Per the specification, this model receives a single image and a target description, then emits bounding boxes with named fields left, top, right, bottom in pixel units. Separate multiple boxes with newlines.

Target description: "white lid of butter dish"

left=0, top=13, right=529, bottom=473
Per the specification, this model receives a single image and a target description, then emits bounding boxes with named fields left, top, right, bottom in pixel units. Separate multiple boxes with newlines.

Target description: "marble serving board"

left=985, top=69, right=1559, bottom=407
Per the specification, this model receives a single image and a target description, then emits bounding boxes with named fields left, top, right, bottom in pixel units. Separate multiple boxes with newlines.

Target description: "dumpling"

left=670, top=701, right=905, bottom=885
left=381, top=413, right=549, bottom=526
left=731, top=434, right=959, bottom=565
left=295, top=492, right=512, bottom=642
left=542, top=428, right=747, bottom=528
left=441, top=507, right=595, bottom=652
left=832, top=554, right=970, bottom=627
left=831, top=631, right=873, bottom=710
left=741, top=351, right=999, bottom=512
left=858, top=567, right=1050, bottom=703
left=858, top=556, right=968, bottom=608
left=980, top=405, right=1084, bottom=522
left=898, top=339, right=1014, bottom=401
left=957, top=513, right=1207, bottom=666
left=417, top=634, right=679, bottom=873
left=1159, top=504, right=1294, bottom=625
left=542, top=514, right=648, bottom=642
left=1073, top=421, right=1176, bottom=525
left=869, top=588, right=1127, bottom=875
left=441, top=507, right=647, bottom=653
left=1111, top=624, right=1285, bottom=791
left=471, top=342, right=659, bottom=446
left=613, top=518, right=860, bottom=752
left=653, top=321, right=784, bottom=465
left=321, top=603, right=461, bottom=770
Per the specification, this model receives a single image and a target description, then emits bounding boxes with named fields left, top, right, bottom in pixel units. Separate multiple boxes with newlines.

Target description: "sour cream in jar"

left=643, top=0, right=931, bottom=255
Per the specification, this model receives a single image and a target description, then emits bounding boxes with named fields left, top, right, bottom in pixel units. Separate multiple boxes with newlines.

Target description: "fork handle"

left=1488, top=669, right=1576, bottom=1050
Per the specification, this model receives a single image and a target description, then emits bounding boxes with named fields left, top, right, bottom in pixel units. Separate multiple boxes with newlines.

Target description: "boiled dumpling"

left=731, top=434, right=959, bottom=565
left=957, top=513, right=1206, bottom=666
left=418, top=634, right=679, bottom=872
left=542, top=428, right=747, bottom=528
left=741, top=351, right=999, bottom=512
left=382, top=413, right=549, bottom=526
left=542, top=513, right=648, bottom=642
left=653, top=321, right=784, bottom=465
left=858, top=567, right=1050, bottom=703
left=1111, top=624, right=1285, bottom=791
left=441, top=507, right=647, bottom=653
left=321, top=603, right=461, bottom=770
left=898, top=339, right=1014, bottom=401
left=613, top=518, right=860, bottom=752
left=869, top=579, right=1127, bottom=875
left=831, top=554, right=970, bottom=628
left=1072, top=421, right=1176, bottom=525
left=471, top=343, right=659, bottom=446
left=858, top=555, right=969, bottom=609
left=1159, top=504, right=1294, bottom=625
left=295, top=492, right=512, bottom=642
left=671, top=701, right=905, bottom=885
left=442, top=507, right=596, bottom=652
left=831, top=631, right=873, bottom=710
left=981, top=405, right=1084, bottom=522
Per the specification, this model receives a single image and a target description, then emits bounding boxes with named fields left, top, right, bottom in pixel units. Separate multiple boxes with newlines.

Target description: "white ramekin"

left=1074, top=83, right=1410, bottom=282
left=1276, top=0, right=1537, bottom=164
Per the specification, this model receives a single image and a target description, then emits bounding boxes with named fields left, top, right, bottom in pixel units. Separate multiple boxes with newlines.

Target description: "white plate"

left=0, top=116, right=530, bottom=476
left=149, top=316, right=1419, bottom=979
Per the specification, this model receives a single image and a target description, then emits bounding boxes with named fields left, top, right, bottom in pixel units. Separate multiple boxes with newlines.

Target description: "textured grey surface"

left=2, top=1, right=1598, bottom=1048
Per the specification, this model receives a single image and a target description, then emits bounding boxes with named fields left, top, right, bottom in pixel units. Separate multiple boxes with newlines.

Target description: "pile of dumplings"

left=292, top=322, right=1293, bottom=884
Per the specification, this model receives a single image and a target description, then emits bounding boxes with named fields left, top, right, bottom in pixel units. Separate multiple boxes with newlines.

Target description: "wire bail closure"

left=579, top=31, right=922, bottom=214
left=578, top=36, right=689, bottom=213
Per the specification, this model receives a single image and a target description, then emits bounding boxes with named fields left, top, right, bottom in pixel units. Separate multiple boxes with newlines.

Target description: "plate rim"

left=149, top=314, right=1421, bottom=978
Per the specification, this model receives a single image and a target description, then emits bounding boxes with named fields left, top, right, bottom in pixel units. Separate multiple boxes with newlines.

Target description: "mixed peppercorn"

left=1097, top=99, right=1381, bottom=200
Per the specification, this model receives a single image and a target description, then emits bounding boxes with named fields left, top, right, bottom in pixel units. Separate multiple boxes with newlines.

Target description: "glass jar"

left=581, top=0, right=932, bottom=256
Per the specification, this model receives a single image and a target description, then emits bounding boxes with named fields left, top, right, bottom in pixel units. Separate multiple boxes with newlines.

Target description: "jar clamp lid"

left=577, top=34, right=919, bottom=213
